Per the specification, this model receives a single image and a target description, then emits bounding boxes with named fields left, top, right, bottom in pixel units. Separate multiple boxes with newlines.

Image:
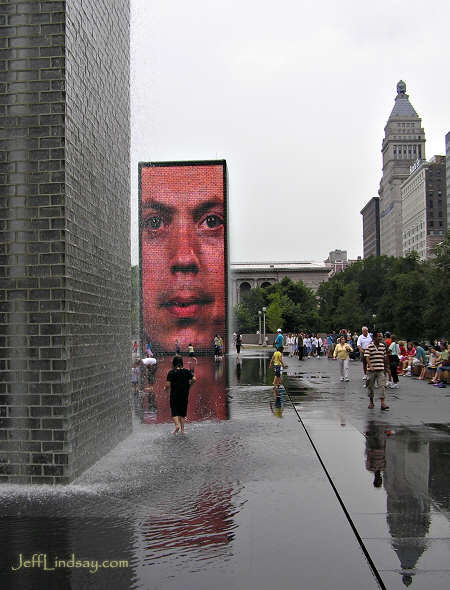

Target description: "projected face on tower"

left=140, top=163, right=226, bottom=353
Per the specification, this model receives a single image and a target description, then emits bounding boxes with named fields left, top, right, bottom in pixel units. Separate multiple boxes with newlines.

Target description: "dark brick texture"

left=0, top=0, right=131, bottom=483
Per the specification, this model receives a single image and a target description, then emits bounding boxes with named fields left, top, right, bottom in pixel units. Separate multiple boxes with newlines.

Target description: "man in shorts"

left=365, top=332, right=389, bottom=411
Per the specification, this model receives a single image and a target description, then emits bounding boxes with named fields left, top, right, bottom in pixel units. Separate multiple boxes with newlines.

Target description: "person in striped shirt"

left=365, top=332, right=389, bottom=410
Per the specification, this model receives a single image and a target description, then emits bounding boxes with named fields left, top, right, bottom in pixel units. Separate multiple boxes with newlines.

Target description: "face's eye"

left=145, top=216, right=163, bottom=230
left=202, top=214, right=223, bottom=229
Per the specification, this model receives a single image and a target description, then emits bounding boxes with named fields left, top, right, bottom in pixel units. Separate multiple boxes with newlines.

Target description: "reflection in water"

left=363, top=423, right=450, bottom=587
left=142, top=483, right=238, bottom=563
left=365, top=422, right=386, bottom=488
left=270, top=391, right=284, bottom=418
left=136, top=357, right=228, bottom=424
left=228, top=355, right=272, bottom=387
left=236, top=360, right=241, bottom=384
left=384, top=429, right=431, bottom=587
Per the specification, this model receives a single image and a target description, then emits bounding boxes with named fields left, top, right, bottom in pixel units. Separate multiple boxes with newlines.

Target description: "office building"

left=360, top=197, right=380, bottom=258
left=378, top=81, right=426, bottom=256
left=401, top=156, right=447, bottom=259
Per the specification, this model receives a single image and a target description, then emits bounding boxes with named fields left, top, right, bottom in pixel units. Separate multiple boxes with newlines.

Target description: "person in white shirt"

left=357, top=326, right=372, bottom=382
left=140, top=356, right=158, bottom=391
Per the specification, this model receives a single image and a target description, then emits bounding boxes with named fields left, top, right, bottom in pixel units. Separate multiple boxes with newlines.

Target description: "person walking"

left=297, top=332, right=304, bottom=361
left=304, top=334, right=312, bottom=357
left=140, top=356, right=158, bottom=393
left=357, top=326, right=372, bottom=384
left=214, top=334, right=221, bottom=361
left=317, top=335, right=322, bottom=357
left=289, top=334, right=295, bottom=357
left=384, top=332, right=393, bottom=387
left=274, top=329, right=284, bottom=351
left=387, top=334, right=400, bottom=389
left=235, top=332, right=242, bottom=360
left=164, top=355, right=196, bottom=434
left=333, top=335, right=353, bottom=381
left=365, top=332, right=389, bottom=411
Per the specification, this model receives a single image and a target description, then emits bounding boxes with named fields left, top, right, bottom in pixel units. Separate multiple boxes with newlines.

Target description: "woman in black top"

left=236, top=333, right=242, bottom=360
left=164, top=356, right=195, bottom=434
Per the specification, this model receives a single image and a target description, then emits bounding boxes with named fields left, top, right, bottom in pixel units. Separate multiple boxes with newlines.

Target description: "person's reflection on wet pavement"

left=270, top=391, right=284, bottom=418
left=235, top=360, right=241, bottom=384
left=365, top=421, right=387, bottom=488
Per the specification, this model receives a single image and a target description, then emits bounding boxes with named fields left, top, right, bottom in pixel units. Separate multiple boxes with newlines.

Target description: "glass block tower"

left=0, top=0, right=131, bottom=483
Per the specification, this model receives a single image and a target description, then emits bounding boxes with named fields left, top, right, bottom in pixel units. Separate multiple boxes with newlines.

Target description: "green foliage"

left=232, top=278, right=320, bottom=334
left=232, top=237, right=450, bottom=340
left=266, top=293, right=284, bottom=333
left=333, top=281, right=364, bottom=331
left=233, top=303, right=256, bottom=333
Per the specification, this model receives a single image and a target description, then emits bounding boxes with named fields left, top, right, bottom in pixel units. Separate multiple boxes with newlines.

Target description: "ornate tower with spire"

left=378, top=81, right=426, bottom=257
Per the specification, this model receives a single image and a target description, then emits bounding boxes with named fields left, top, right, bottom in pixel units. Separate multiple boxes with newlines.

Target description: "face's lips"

left=161, top=294, right=215, bottom=319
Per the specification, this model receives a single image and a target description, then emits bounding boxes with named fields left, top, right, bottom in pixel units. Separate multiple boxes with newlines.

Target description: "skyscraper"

left=446, top=132, right=450, bottom=231
left=401, top=156, right=447, bottom=260
left=360, top=197, right=380, bottom=258
left=0, top=0, right=131, bottom=483
left=378, top=81, right=426, bottom=257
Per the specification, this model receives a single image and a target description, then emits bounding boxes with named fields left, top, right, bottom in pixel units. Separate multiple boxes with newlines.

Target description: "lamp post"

left=258, top=310, right=262, bottom=345
left=262, top=306, right=267, bottom=346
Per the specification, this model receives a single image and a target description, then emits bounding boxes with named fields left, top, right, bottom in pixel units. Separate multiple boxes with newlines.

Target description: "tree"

left=422, top=233, right=450, bottom=339
left=389, top=270, right=427, bottom=339
left=266, top=293, right=284, bottom=333
left=317, top=278, right=345, bottom=331
left=233, top=303, right=255, bottom=333
left=333, top=281, right=364, bottom=331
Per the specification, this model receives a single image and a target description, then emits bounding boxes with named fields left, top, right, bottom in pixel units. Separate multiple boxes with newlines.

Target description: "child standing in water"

left=269, top=345, right=286, bottom=393
left=164, top=356, right=196, bottom=434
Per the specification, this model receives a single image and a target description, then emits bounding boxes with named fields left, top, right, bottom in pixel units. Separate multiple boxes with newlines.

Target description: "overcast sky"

left=130, top=0, right=450, bottom=265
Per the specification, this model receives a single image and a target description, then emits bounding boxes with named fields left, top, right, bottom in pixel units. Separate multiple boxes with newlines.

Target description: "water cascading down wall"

left=0, top=0, right=131, bottom=483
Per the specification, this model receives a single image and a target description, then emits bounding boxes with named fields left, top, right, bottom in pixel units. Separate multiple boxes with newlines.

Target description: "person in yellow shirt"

left=269, top=345, right=286, bottom=391
left=333, top=335, right=353, bottom=382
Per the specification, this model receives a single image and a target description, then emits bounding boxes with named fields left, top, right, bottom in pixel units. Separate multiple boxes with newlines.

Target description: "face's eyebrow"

left=142, top=200, right=175, bottom=216
left=192, top=199, right=223, bottom=222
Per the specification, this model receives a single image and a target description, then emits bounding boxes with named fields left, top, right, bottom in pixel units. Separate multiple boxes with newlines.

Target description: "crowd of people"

left=271, top=327, right=449, bottom=410
left=130, top=327, right=448, bottom=429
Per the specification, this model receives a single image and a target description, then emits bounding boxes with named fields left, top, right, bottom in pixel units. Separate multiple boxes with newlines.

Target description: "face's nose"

left=169, top=220, right=200, bottom=274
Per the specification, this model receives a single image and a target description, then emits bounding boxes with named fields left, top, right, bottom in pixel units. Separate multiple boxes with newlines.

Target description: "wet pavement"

left=0, top=350, right=449, bottom=589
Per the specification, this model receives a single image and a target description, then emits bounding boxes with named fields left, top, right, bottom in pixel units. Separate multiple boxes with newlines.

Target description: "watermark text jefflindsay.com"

left=11, top=553, right=129, bottom=574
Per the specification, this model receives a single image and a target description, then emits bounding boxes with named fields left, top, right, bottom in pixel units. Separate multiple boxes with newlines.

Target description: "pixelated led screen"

left=139, top=162, right=227, bottom=354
